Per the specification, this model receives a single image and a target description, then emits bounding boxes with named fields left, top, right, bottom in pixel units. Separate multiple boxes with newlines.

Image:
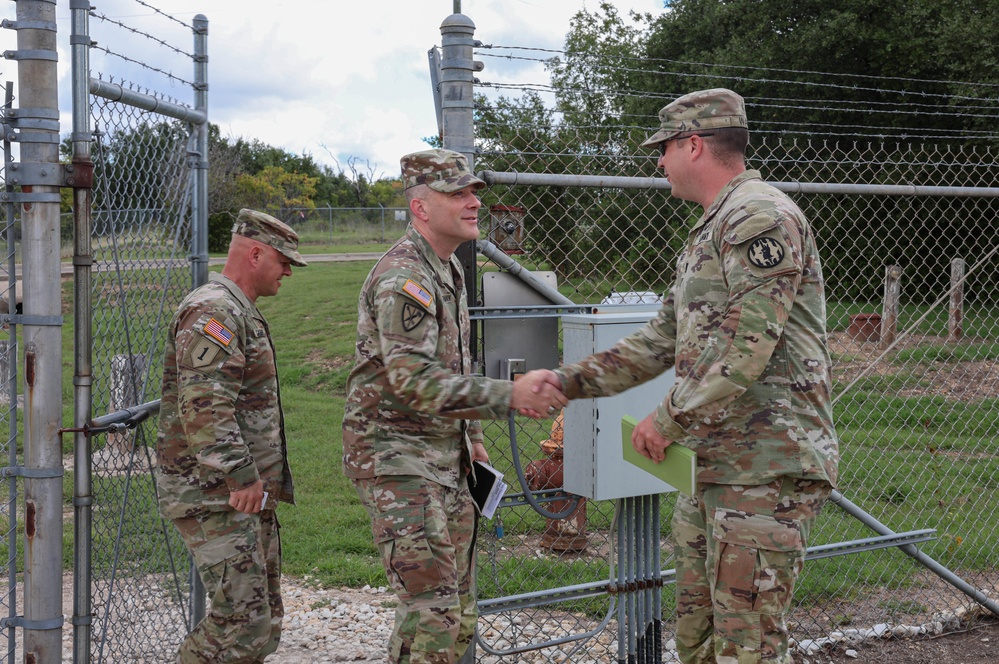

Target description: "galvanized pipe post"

left=439, top=11, right=482, bottom=365
left=192, top=15, right=209, bottom=290
left=11, top=0, right=65, bottom=660
left=70, top=1, right=95, bottom=661
left=190, top=13, right=210, bottom=629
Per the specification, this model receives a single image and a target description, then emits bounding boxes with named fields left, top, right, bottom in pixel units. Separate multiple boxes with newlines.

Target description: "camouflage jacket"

left=156, top=273, right=294, bottom=519
left=557, top=171, right=839, bottom=486
left=342, top=225, right=513, bottom=488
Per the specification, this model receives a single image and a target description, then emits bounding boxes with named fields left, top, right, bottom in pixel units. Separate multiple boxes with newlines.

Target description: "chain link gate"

left=437, top=12, right=999, bottom=662
left=69, top=4, right=211, bottom=661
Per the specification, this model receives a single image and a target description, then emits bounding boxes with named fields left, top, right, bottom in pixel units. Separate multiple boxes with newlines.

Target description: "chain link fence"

left=284, top=206, right=409, bottom=247
left=466, top=39, right=999, bottom=664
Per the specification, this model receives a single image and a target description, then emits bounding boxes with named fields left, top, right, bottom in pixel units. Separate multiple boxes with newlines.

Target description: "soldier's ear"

left=247, top=244, right=265, bottom=266
left=410, top=197, right=430, bottom=222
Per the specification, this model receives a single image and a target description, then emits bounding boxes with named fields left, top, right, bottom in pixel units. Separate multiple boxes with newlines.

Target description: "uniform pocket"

left=372, top=503, right=444, bottom=597
left=713, top=508, right=803, bottom=615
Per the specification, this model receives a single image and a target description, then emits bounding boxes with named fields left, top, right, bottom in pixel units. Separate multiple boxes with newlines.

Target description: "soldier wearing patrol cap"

left=156, top=208, right=305, bottom=662
left=528, top=89, right=840, bottom=663
left=342, top=148, right=567, bottom=663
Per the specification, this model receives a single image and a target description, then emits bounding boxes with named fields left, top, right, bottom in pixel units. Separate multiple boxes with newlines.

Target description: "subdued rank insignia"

left=747, top=237, right=786, bottom=269
left=402, top=302, right=426, bottom=332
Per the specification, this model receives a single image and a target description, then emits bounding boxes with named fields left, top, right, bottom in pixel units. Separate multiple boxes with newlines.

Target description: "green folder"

left=621, top=414, right=697, bottom=496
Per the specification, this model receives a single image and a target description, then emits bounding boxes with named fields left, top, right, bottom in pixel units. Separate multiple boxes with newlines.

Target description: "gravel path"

left=270, top=578, right=393, bottom=662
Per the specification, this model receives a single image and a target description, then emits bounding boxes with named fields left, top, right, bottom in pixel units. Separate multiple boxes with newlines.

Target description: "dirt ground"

left=791, top=617, right=998, bottom=663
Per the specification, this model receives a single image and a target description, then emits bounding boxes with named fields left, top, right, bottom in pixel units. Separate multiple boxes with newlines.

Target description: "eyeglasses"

left=658, top=132, right=716, bottom=157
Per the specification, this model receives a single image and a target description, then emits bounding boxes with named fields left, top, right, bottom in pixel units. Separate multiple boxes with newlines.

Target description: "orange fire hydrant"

left=524, top=412, right=588, bottom=552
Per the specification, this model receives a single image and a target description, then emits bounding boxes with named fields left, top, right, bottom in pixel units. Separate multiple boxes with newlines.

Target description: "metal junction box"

left=562, top=307, right=679, bottom=500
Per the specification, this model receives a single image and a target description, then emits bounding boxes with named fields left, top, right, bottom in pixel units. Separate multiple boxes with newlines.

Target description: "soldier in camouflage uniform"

left=156, top=208, right=306, bottom=663
left=342, top=149, right=568, bottom=664
left=529, top=89, right=840, bottom=663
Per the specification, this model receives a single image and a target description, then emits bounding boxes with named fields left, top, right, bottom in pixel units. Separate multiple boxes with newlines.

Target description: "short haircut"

left=405, top=183, right=430, bottom=204
left=701, top=127, right=749, bottom=165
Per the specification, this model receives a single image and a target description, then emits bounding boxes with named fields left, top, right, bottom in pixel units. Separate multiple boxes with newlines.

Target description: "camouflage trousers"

left=172, top=508, right=283, bottom=663
left=672, top=477, right=831, bottom=664
left=354, top=475, right=478, bottom=664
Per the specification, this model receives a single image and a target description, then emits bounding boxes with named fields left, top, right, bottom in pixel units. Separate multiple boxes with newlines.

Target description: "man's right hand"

left=512, top=369, right=568, bottom=419
left=229, top=479, right=266, bottom=513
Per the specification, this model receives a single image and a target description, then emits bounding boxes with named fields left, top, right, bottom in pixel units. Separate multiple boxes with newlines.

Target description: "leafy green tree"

left=233, top=165, right=319, bottom=215
left=628, top=0, right=999, bottom=138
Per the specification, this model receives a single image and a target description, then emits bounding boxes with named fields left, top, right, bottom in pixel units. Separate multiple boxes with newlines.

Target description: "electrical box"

left=481, top=271, right=560, bottom=379
left=562, top=307, right=679, bottom=500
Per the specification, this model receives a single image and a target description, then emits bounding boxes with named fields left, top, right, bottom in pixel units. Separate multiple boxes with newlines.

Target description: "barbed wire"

left=90, top=9, right=194, bottom=61
left=92, top=73, right=187, bottom=110
left=477, top=54, right=999, bottom=109
left=478, top=43, right=999, bottom=92
left=89, top=43, right=196, bottom=90
left=478, top=81, right=999, bottom=134
left=131, top=0, right=194, bottom=31
left=475, top=117, right=999, bottom=144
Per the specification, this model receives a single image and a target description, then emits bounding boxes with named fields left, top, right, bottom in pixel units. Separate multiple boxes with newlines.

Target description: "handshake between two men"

left=507, top=369, right=674, bottom=465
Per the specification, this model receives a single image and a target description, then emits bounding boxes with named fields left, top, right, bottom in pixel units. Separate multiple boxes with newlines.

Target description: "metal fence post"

left=949, top=257, right=965, bottom=341
left=191, top=15, right=210, bottom=290
left=12, top=0, right=66, bottom=660
left=190, top=13, right=210, bottom=629
left=441, top=10, right=481, bottom=660
left=70, top=1, right=96, bottom=662
left=440, top=10, right=481, bottom=364
left=880, top=264, right=901, bottom=349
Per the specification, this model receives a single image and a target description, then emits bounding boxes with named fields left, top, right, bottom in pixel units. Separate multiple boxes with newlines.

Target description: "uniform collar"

left=406, top=224, right=463, bottom=288
left=694, top=169, right=763, bottom=231
left=210, top=272, right=259, bottom=314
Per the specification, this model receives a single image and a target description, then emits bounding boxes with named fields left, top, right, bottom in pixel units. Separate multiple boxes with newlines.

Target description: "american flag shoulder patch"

left=402, top=279, right=433, bottom=309
left=203, top=318, right=234, bottom=346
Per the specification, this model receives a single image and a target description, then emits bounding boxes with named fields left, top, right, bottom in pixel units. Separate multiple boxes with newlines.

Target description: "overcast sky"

left=2, top=1, right=664, bottom=180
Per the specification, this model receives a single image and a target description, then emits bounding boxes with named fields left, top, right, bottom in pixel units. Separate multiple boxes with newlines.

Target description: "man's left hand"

left=230, top=479, right=265, bottom=513
left=631, top=413, right=672, bottom=463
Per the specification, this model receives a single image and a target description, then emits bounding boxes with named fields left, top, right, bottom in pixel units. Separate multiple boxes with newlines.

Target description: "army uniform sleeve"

left=173, top=303, right=260, bottom=491
left=375, top=272, right=513, bottom=419
left=657, top=209, right=803, bottom=440
left=555, top=292, right=679, bottom=400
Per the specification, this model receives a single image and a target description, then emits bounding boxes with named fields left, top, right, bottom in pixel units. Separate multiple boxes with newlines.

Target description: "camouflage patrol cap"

left=640, top=88, right=748, bottom=148
left=401, top=149, right=486, bottom=192
left=231, top=208, right=307, bottom=267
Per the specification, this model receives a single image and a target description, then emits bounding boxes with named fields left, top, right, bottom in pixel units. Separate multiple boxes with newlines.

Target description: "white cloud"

left=2, top=0, right=663, bottom=179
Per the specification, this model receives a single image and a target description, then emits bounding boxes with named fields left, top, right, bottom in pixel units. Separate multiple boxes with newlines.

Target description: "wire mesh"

left=83, top=95, right=197, bottom=663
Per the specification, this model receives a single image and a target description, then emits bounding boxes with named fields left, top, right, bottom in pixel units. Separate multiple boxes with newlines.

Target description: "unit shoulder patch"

left=746, top=236, right=786, bottom=269
left=401, top=302, right=427, bottom=332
